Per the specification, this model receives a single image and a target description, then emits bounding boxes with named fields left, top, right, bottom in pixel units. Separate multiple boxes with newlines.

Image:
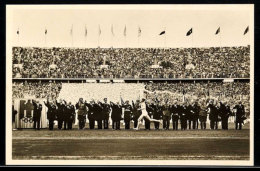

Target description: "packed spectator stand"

left=12, top=46, right=250, bottom=79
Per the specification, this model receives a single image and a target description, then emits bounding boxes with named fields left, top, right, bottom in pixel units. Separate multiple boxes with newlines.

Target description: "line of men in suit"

left=44, top=98, right=75, bottom=130
left=39, top=97, right=246, bottom=130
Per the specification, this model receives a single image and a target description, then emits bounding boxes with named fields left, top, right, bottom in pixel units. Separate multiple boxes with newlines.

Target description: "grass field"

left=12, top=123, right=250, bottom=160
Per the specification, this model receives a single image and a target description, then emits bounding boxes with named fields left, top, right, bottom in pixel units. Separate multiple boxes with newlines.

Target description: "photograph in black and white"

left=7, top=5, right=253, bottom=165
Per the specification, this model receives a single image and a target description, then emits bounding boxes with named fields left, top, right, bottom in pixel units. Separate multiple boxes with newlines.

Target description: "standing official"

left=208, top=100, right=218, bottom=130
left=162, top=100, right=171, bottom=130
left=199, top=101, right=207, bottom=129
left=44, top=99, right=56, bottom=130
left=67, top=102, right=75, bottom=130
left=56, top=99, right=65, bottom=130
left=32, top=100, right=42, bottom=130
left=171, top=100, right=180, bottom=130
left=86, top=100, right=95, bottom=129
left=180, top=102, right=188, bottom=130
left=233, top=101, right=245, bottom=130
left=123, top=100, right=132, bottom=130
left=102, top=98, right=111, bottom=129
left=111, top=102, right=121, bottom=130
left=192, top=101, right=200, bottom=129
left=75, top=98, right=87, bottom=130
left=94, top=101, right=103, bottom=129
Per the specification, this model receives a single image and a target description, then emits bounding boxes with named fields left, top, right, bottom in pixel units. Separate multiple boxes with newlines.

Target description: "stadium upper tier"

left=12, top=46, right=250, bottom=79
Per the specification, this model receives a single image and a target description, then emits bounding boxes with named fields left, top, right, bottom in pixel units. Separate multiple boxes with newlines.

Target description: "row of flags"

left=16, top=25, right=250, bottom=37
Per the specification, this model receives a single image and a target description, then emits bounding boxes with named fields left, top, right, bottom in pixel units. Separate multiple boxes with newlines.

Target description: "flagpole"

left=44, top=27, right=47, bottom=47
left=85, top=25, right=87, bottom=47
left=164, top=27, right=166, bottom=48
left=191, top=28, right=194, bottom=48
left=71, top=24, right=74, bottom=47
left=17, top=28, right=20, bottom=46
left=219, top=28, right=222, bottom=47
left=138, top=36, right=140, bottom=47
left=98, top=25, right=100, bottom=47
left=124, top=36, right=126, bottom=48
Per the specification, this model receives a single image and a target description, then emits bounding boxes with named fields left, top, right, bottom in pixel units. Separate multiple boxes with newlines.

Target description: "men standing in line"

left=171, top=100, right=180, bottom=130
left=32, top=100, right=42, bottom=130
left=102, top=98, right=111, bottom=129
left=123, top=100, right=132, bottom=130
left=44, top=99, right=56, bottom=130
left=75, top=98, right=87, bottom=130
left=233, top=101, right=245, bottom=130
left=86, top=100, right=95, bottom=129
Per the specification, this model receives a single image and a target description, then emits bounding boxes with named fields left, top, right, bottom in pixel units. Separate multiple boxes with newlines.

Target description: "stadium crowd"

left=12, top=81, right=249, bottom=131
left=12, top=46, right=250, bottom=79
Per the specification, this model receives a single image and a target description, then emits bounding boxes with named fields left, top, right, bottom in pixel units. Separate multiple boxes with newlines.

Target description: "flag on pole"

left=215, top=27, right=220, bottom=35
left=111, top=24, right=114, bottom=36
left=70, top=25, right=73, bottom=35
left=120, top=96, right=124, bottom=105
left=17, top=28, right=19, bottom=35
left=244, top=26, right=249, bottom=35
left=186, top=28, right=192, bottom=36
left=138, top=26, right=141, bottom=37
left=45, top=29, right=47, bottom=35
left=159, top=30, right=165, bottom=35
left=98, top=25, right=101, bottom=36
left=85, top=26, right=87, bottom=37
left=123, top=25, right=126, bottom=37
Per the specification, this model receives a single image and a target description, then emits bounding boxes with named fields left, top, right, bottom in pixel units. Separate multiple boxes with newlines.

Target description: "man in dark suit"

left=94, top=101, right=103, bottom=129
left=111, top=102, right=122, bottom=130
left=123, top=100, right=132, bottom=130
left=171, top=100, right=180, bottom=130
left=86, top=100, right=95, bottom=129
left=32, top=100, right=42, bottom=130
left=67, top=102, right=75, bottom=130
left=233, top=101, right=245, bottom=130
left=63, top=100, right=70, bottom=130
left=75, top=98, right=87, bottom=130
left=186, top=101, right=193, bottom=130
left=162, top=100, right=171, bottom=130
left=44, top=99, right=56, bottom=130
left=220, top=101, right=231, bottom=130
left=56, top=99, right=65, bottom=130
left=191, top=101, right=200, bottom=129
left=180, top=102, right=187, bottom=130
left=208, top=100, right=218, bottom=130
left=102, top=98, right=111, bottom=129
